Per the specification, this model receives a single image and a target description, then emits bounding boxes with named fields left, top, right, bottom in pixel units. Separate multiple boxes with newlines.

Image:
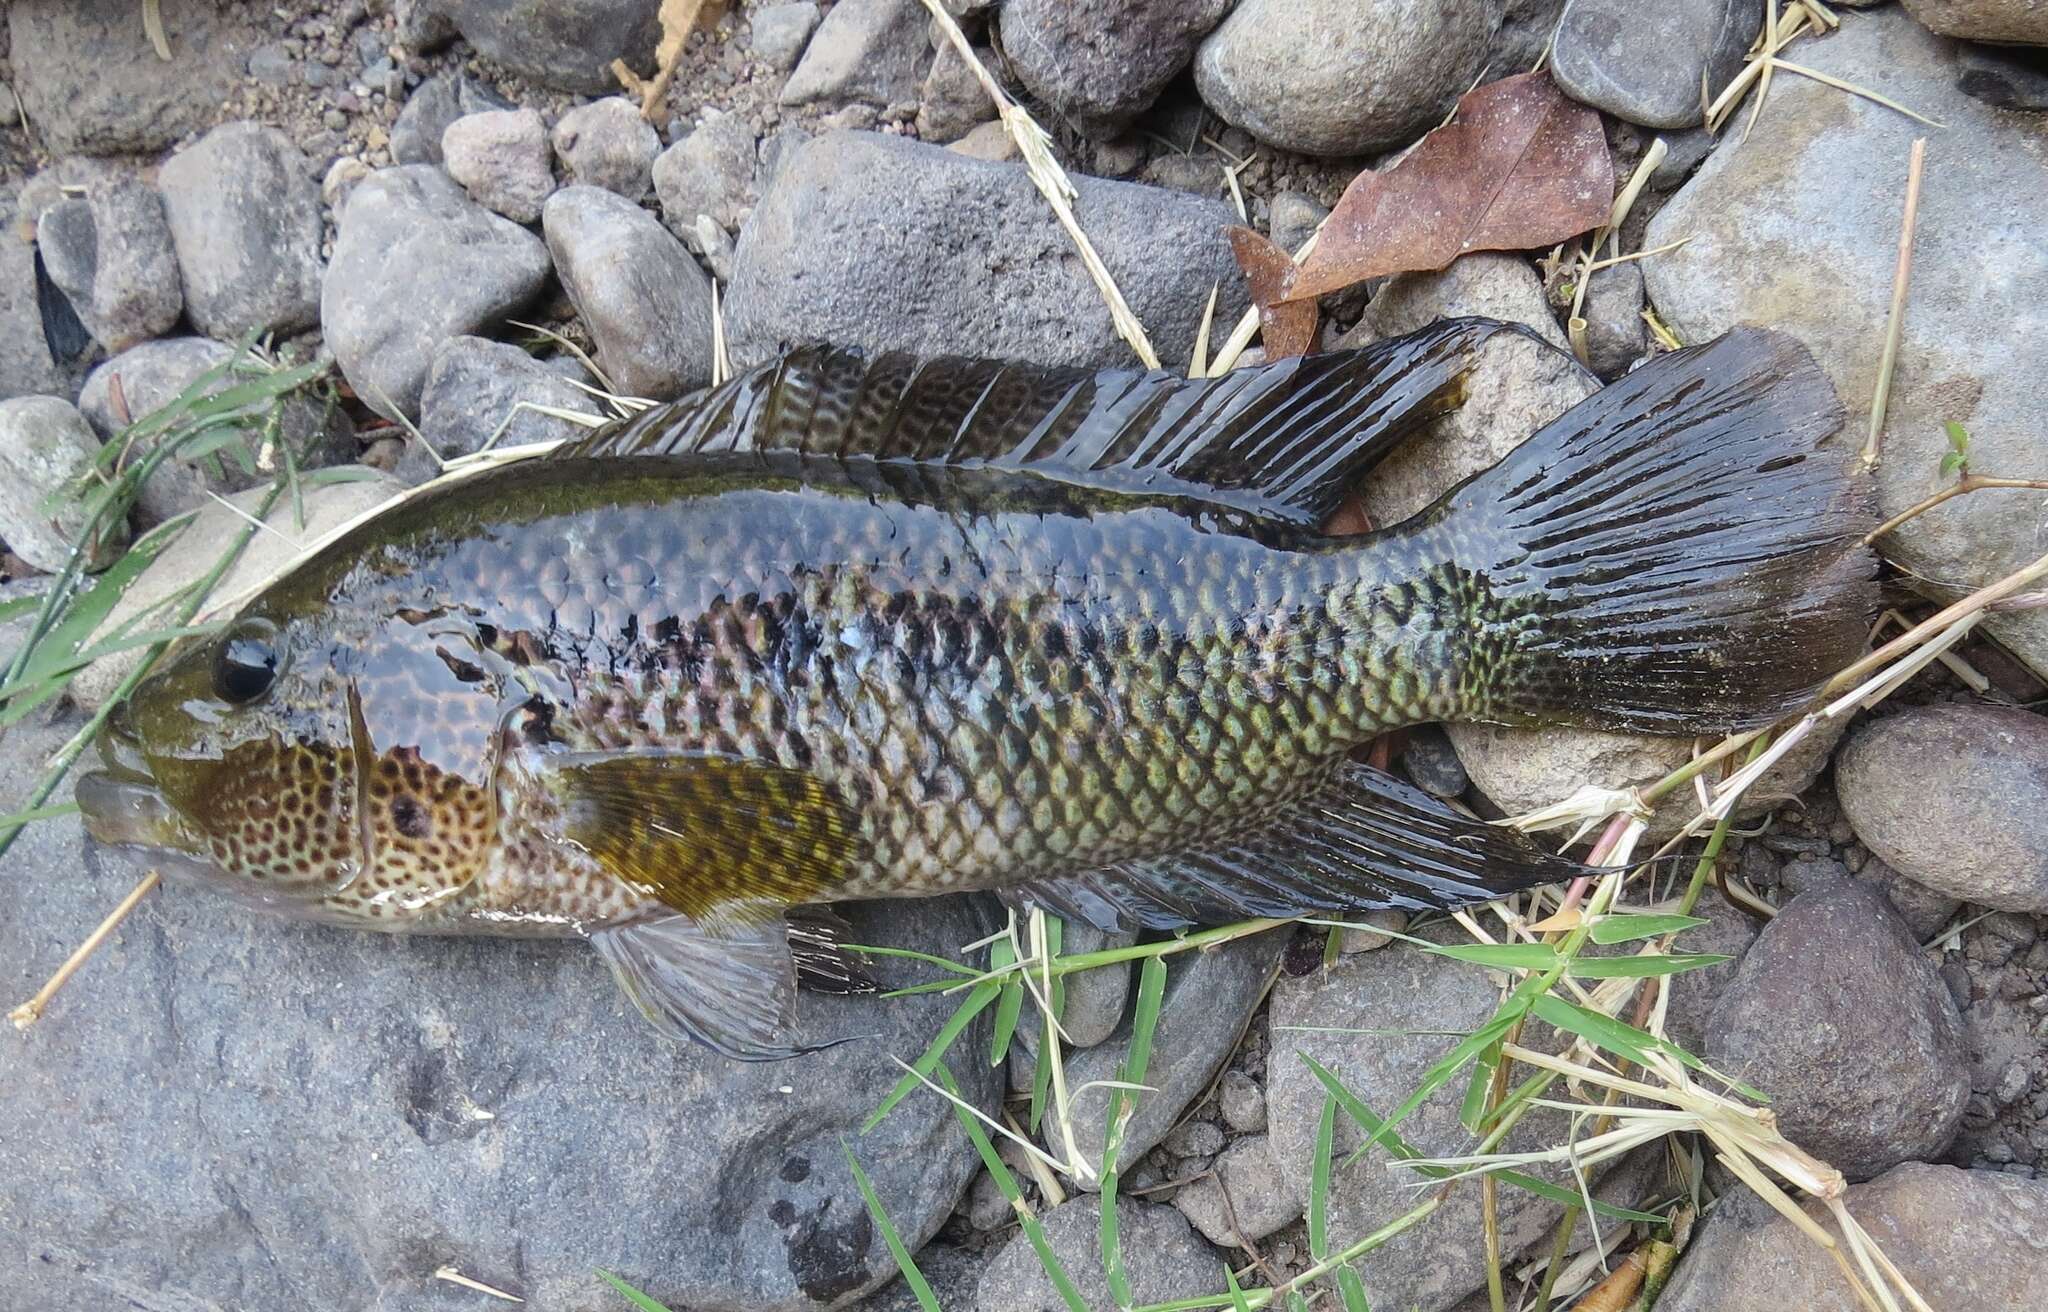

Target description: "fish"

left=73, top=318, right=1876, bottom=1059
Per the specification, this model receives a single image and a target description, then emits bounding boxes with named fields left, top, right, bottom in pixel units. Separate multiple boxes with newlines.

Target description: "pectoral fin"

left=593, top=912, right=864, bottom=1060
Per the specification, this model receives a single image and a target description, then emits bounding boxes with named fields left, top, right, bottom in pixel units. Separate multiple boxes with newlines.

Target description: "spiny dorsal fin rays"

left=555, top=318, right=1525, bottom=529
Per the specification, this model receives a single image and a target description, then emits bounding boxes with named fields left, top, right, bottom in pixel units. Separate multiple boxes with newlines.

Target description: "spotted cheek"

left=344, top=752, right=497, bottom=921
left=187, top=745, right=361, bottom=894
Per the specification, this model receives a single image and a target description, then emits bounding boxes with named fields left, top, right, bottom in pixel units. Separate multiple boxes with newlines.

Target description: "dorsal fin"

left=556, top=318, right=1526, bottom=528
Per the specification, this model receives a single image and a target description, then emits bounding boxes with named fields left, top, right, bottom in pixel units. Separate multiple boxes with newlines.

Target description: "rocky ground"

left=2, top=2, right=2046, bottom=1310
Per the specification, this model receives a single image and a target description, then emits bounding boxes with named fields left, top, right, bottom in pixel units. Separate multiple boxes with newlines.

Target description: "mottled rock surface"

left=543, top=186, right=716, bottom=401
left=156, top=122, right=325, bottom=338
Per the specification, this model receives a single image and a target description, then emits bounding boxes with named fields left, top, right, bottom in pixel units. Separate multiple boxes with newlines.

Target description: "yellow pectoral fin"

left=546, top=750, right=864, bottom=921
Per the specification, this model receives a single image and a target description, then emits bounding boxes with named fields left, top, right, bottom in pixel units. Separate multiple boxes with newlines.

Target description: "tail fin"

left=1423, top=327, right=1877, bottom=735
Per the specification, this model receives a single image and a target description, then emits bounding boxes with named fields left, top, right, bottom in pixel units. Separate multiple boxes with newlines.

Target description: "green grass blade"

left=1568, top=952, right=1729, bottom=979
left=1315, top=1088, right=1371, bottom=1312
left=1341, top=996, right=1530, bottom=1166
left=1224, top=1265, right=1257, bottom=1312
left=937, top=1065, right=1089, bottom=1312
left=989, top=937, right=1023, bottom=1067
left=1101, top=953, right=1168, bottom=1311
left=596, top=1268, right=677, bottom=1312
left=844, top=1139, right=944, bottom=1312
left=1587, top=913, right=1710, bottom=944
left=1420, top=942, right=1560, bottom=970
left=0, top=801, right=80, bottom=828
left=863, top=979, right=1000, bottom=1132
left=1456, top=1039, right=1502, bottom=1134
left=1530, top=994, right=1769, bottom=1103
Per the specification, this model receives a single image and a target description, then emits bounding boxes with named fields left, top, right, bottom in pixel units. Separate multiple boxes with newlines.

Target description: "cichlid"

left=75, top=320, right=1875, bottom=1058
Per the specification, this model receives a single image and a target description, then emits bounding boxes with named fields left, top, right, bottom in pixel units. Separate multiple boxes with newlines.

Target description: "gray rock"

left=972, top=1196, right=1224, bottom=1312
left=1218, top=1068, right=1266, bottom=1133
left=391, top=70, right=513, bottom=166
left=1575, top=260, right=1649, bottom=379
left=68, top=472, right=408, bottom=708
left=728, top=130, right=1249, bottom=370
left=1265, top=927, right=1643, bottom=1312
left=915, top=39, right=998, bottom=144
left=780, top=0, right=927, bottom=109
left=949, top=119, right=1020, bottom=163
left=1643, top=8, right=2048, bottom=682
left=543, top=186, right=716, bottom=401
left=1551, top=0, right=1762, bottom=129
left=1139, top=152, right=1226, bottom=199
left=653, top=108, right=760, bottom=234
left=323, top=166, right=552, bottom=421
left=10, top=0, right=260, bottom=155
left=853, top=1241, right=988, bottom=1311
left=1163, top=1119, right=1227, bottom=1160
left=1649, top=126, right=1719, bottom=190
left=418, top=336, right=604, bottom=466
left=965, top=1170, right=1014, bottom=1231
left=1051, top=929, right=1287, bottom=1182
left=0, top=709, right=1002, bottom=1311
left=246, top=40, right=294, bottom=87
left=33, top=175, right=182, bottom=351
left=1903, top=0, right=2048, bottom=42
left=1059, top=922, right=1137, bottom=1049
left=1194, top=0, right=1562, bottom=156
left=320, top=157, right=372, bottom=211
left=1000, top=0, right=1234, bottom=138
left=1337, top=907, right=1410, bottom=954
left=682, top=213, right=740, bottom=283
left=1267, top=190, right=1329, bottom=258
left=156, top=123, right=325, bottom=339
left=1399, top=724, right=1468, bottom=799
left=1836, top=704, right=2048, bottom=913
left=0, top=396, right=122, bottom=573
left=407, top=0, right=664, bottom=94
left=753, top=2, right=824, bottom=73
left=551, top=97, right=663, bottom=199
left=1, top=194, right=86, bottom=400
left=0, top=84, right=16, bottom=130
left=1706, top=883, right=1969, bottom=1180
left=1172, top=1133, right=1301, bottom=1246
left=1956, top=42, right=2048, bottom=110
left=1657, top=1163, right=2048, bottom=1312
left=1651, top=896, right=1759, bottom=1058
left=76, top=337, right=349, bottom=526
left=442, top=108, right=556, bottom=224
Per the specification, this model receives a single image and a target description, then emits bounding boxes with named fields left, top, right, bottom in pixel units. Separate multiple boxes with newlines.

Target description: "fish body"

left=77, top=320, right=1876, bottom=1056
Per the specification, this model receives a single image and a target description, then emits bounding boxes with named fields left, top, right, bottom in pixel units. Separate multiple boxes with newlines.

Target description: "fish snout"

left=74, top=769, right=181, bottom=848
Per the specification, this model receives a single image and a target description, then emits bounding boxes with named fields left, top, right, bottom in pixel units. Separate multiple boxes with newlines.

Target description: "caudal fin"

left=1425, top=327, right=1877, bottom=735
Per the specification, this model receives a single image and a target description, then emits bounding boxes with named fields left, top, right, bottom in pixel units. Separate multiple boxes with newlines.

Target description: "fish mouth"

left=75, top=709, right=195, bottom=854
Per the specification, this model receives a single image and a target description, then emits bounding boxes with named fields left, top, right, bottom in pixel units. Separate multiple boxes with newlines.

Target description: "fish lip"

left=74, top=768, right=182, bottom=849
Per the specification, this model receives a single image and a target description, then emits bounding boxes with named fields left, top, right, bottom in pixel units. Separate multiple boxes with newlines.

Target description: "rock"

left=76, top=338, right=349, bottom=526
left=780, top=0, right=927, bottom=109
left=729, top=130, right=1249, bottom=370
left=156, top=123, right=325, bottom=339
left=753, top=2, right=824, bottom=72
left=1649, top=126, right=1719, bottom=189
left=1059, top=924, right=1138, bottom=1049
left=324, top=166, right=552, bottom=422
left=1643, top=9, right=2048, bottom=681
left=32, top=175, right=181, bottom=352
left=949, top=120, right=1018, bottom=162
left=3, top=190, right=88, bottom=400
left=1652, top=897, right=1759, bottom=1057
left=1398, top=724, right=1468, bottom=799
left=442, top=108, right=556, bottom=224
left=1657, top=1163, right=2048, bottom=1312
left=681, top=213, right=740, bottom=283
left=408, top=0, right=664, bottom=94
left=1164, top=1119, right=1227, bottom=1160
left=67, top=472, right=403, bottom=705
left=1551, top=0, right=1762, bottom=129
left=1836, top=704, right=2048, bottom=913
left=1776, top=853, right=1962, bottom=945
left=1705, top=882, right=1969, bottom=1180
left=915, top=39, right=998, bottom=144
left=1265, top=926, right=1646, bottom=1312
left=10, top=0, right=259, bottom=155
left=1194, top=0, right=1563, bottom=156
left=321, top=157, right=373, bottom=210
left=854, top=1242, right=987, bottom=1311
left=1052, top=930, right=1287, bottom=1182
left=1956, top=42, right=2048, bottom=110
left=1575, top=261, right=1649, bottom=379
left=1172, top=1134, right=1301, bottom=1247
left=652, top=109, right=759, bottom=234
left=1267, top=190, right=1329, bottom=257
left=1000, top=0, right=1234, bottom=138
left=551, top=98, right=662, bottom=199
left=964, top=1170, right=1013, bottom=1231
left=0, top=397, right=122, bottom=573
left=543, top=186, right=716, bottom=402
left=0, top=722, right=1002, bottom=1312
left=391, top=70, right=512, bottom=166
left=1337, top=907, right=1410, bottom=954
left=417, top=336, right=604, bottom=468
left=1139, top=152, right=1226, bottom=198
left=1902, top=0, right=2048, bottom=43
left=1218, top=1069, right=1266, bottom=1133
left=972, top=1196, right=1224, bottom=1312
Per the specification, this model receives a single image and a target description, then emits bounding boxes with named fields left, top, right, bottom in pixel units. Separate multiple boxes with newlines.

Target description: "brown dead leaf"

left=615, top=0, right=724, bottom=120
left=1285, top=72, right=1613, bottom=303
left=1225, top=226, right=1319, bottom=360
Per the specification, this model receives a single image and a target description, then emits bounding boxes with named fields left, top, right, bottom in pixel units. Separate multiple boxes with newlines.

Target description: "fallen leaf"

left=1225, top=226, right=1319, bottom=360
left=1285, top=72, right=1613, bottom=302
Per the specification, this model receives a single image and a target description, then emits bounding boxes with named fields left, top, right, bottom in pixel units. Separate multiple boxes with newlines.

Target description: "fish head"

left=76, top=566, right=518, bottom=927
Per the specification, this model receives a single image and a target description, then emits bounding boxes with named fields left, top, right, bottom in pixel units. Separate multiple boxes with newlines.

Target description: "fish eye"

left=213, top=620, right=281, bottom=705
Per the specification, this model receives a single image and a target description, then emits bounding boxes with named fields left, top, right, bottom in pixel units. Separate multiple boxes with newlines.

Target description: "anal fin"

left=592, top=912, right=864, bottom=1060
left=1007, top=762, right=1588, bottom=933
